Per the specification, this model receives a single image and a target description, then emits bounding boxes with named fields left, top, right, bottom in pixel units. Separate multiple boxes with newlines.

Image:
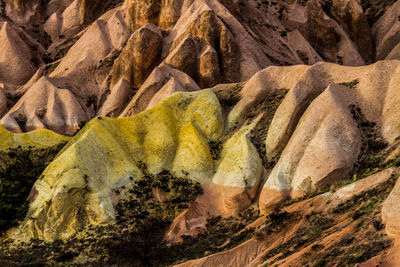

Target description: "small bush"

left=339, top=79, right=359, bottom=89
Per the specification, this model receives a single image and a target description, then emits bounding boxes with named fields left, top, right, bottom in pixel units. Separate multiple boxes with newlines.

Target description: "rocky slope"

left=0, top=0, right=400, bottom=134
left=2, top=0, right=400, bottom=266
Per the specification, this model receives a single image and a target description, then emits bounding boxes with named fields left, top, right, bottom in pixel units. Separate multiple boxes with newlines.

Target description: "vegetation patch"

left=0, top=194, right=261, bottom=266
left=212, top=83, right=243, bottom=112
left=0, top=164, right=205, bottom=266
left=105, top=0, right=125, bottom=11
left=339, top=79, right=359, bottom=89
left=248, top=88, right=289, bottom=168
left=171, top=207, right=260, bottom=264
left=349, top=104, right=388, bottom=180
left=255, top=171, right=396, bottom=266
left=0, top=143, right=67, bottom=234
left=259, top=211, right=332, bottom=263
left=305, top=194, right=393, bottom=267
left=331, top=174, right=395, bottom=216
left=209, top=140, right=223, bottom=160
left=43, top=61, right=61, bottom=76
left=116, top=165, right=203, bottom=223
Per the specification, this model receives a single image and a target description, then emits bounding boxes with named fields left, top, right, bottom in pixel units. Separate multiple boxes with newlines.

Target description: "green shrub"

left=0, top=145, right=66, bottom=233
left=339, top=79, right=359, bottom=89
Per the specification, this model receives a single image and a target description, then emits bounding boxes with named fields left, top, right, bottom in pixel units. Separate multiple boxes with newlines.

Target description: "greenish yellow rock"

left=19, top=89, right=225, bottom=241
left=0, top=125, right=69, bottom=151
left=213, top=124, right=263, bottom=189
left=212, top=124, right=264, bottom=215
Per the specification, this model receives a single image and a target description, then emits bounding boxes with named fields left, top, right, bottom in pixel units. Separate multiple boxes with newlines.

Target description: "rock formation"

left=0, top=0, right=399, bottom=134
left=1, top=1, right=400, bottom=266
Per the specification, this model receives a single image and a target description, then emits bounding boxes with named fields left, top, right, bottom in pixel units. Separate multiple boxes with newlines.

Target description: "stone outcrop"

left=261, top=83, right=361, bottom=209
left=108, top=24, right=162, bottom=90
left=372, top=1, right=400, bottom=60
left=176, top=168, right=397, bottom=267
left=18, top=89, right=266, bottom=241
left=258, top=60, right=400, bottom=211
left=0, top=124, right=69, bottom=152
left=1, top=0, right=398, bottom=133
left=1, top=77, right=88, bottom=134
left=119, top=63, right=201, bottom=117
left=19, top=90, right=224, bottom=241
left=1, top=1, right=400, bottom=265
left=383, top=176, right=400, bottom=238
left=0, top=22, right=36, bottom=86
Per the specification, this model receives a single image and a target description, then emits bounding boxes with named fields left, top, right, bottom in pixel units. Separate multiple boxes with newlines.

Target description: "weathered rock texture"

left=0, top=0, right=399, bottom=134
left=12, top=60, right=400, bottom=246
left=19, top=90, right=257, bottom=241
left=0, top=123, right=69, bottom=152
left=1, top=1, right=400, bottom=266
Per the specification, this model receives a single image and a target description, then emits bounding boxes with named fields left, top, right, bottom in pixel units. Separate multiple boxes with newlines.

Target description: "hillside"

left=1, top=0, right=400, bottom=266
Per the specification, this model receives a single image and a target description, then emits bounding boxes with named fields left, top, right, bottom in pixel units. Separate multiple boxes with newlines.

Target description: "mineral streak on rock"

left=1, top=1, right=400, bottom=266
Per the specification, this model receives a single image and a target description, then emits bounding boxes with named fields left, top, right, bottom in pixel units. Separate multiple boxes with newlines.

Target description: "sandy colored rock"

left=145, top=77, right=190, bottom=110
left=120, top=63, right=200, bottom=116
left=383, top=173, right=400, bottom=239
left=176, top=168, right=396, bottom=267
left=264, top=61, right=376, bottom=159
left=97, top=78, right=131, bottom=117
left=304, top=0, right=365, bottom=66
left=330, top=0, right=374, bottom=63
left=164, top=7, right=240, bottom=85
left=220, top=60, right=400, bottom=213
left=12, top=7, right=134, bottom=131
left=286, top=29, right=323, bottom=65
left=3, top=0, right=41, bottom=25
left=263, top=60, right=400, bottom=161
left=1, top=0, right=397, bottom=134
left=227, top=65, right=310, bottom=130
left=334, top=168, right=395, bottom=200
left=109, top=23, right=162, bottom=89
left=212, top=124, right=264, bottom=215
left=42, top=0, right=118, bottom=41
left=198, top=45, right=221, bottom=88
left=260, top=83, right=361, bottom=211
left=0, top=22, right=36, bottom=86
left=164, top=36, right=199, bottom=84
left=0, top=87, right=6, bottom=117
left=372, top=1, right=400, bottom=60
left=265, top=81, right=320, bottom=160
left=50, top=8, right=132, bottom=82
left=163, top=0, right=269, bottom=83
left=1, top=77, right=88, bottom=135
left=125, top=0, right=193, bottom=31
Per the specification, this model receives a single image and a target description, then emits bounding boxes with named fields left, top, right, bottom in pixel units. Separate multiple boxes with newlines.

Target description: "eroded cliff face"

left=0, top=61, right=400, bottom=265
left=2, top=0, right=400, bottom=266
left=0, top=0, right=399, bottom=135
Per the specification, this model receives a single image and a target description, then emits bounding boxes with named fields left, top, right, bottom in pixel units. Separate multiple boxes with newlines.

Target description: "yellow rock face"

left=19, top=89, right=227, bottom=241
left=0, top=125, right=69, bottom=151
left=212, top=124, right=264, bottom=215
